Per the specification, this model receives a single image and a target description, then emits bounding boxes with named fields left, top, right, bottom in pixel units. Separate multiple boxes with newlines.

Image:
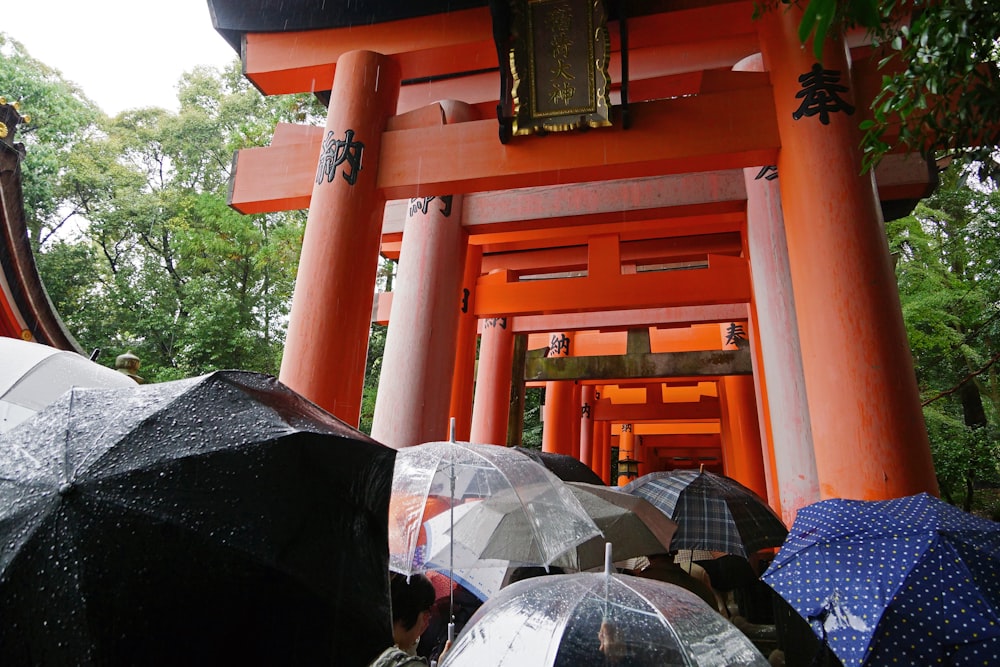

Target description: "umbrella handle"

left=448, top=621, right=455, bottom=643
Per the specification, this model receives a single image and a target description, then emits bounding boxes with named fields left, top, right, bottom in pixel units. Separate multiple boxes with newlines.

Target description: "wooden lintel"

left=460, top=170, right=745, bottom=226
left=524, top=348, right=752, bottom=381
left=242, top=8, right=497, bottom=95
left=512, top=304, right=749, bottom=333
left=641, top=434, right=723, bottom=450
left=377, top=87, right=778, bottom=199
left=377, top=171, right=747, bottom=244
left=873, top=153, right=936, bottom=202
left=475, top=254, right=751, bottom=317
left=480, top=233, right=743, bottom=275
left=469, top=209, right=746, bottom=252
left=228, top=85, right=776, bottom=213
left=592, top=396, right=722, bottom=422
left=372, top=297, right=748, bottom=331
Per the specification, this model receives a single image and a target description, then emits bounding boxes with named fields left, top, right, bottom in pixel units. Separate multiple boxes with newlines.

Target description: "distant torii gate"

left=209, top=0, right=940, bottom=521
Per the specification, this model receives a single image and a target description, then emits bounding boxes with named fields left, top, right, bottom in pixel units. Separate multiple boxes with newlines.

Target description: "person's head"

left=598, top=620, right=628, bottom=663
left=507, top=565, right=565, bottom=585
left=390, top=573, right=436, bottom=651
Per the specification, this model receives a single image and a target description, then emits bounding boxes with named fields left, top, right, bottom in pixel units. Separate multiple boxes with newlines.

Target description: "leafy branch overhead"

left=783, top=0, right=999, bottom=178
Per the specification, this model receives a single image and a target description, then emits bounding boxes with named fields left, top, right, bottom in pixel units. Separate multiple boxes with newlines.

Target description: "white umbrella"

left=0, top=338, right=134, bottom=433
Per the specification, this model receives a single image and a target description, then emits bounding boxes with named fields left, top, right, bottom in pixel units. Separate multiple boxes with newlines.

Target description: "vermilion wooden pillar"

left=757, top=11, right=938, bottom=499
left=470, top=317, right=514, bottom=445
left=742, top=158, right=820, bottom=521
left=571, top=382, right=582, bottom=459
left=371, top=101, right=477, bottom=448
left=279, top=50, right=401, bottom=425
left=720, top=375, right=769, bottom=500
left=745, top=308, right=783, bottom=515
left=449, top=243, right=483, bottom=442
left=579, top=384, right=596, bottom=467
left=616, top=424, right=636, bottom=487
left=598, top=420, right=612, bottom=484
left=636, top=435, right=649, bottom=478
left=371, top=192, right=467, bottom=448
left=542, top=332, right=575, bottom=455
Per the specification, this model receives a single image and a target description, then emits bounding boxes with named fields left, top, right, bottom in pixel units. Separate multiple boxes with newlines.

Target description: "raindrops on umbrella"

left=0, top=371, right=397, bottom=667
left=440, top=561, right=771, bottom=667
left=762, top=493, right=1000, bottom=667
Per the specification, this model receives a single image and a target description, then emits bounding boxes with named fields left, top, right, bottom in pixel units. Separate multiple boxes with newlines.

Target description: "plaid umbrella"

left=622, top=470, right=786, bottom=558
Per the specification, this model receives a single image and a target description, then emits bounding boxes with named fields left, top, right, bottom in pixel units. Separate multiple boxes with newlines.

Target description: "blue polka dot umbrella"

left=761, top=493, right=1000, bottom=667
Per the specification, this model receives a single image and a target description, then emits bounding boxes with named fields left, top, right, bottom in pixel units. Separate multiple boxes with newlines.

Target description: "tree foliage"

left=889, top=167, right=1000, bottom=510
left=2, top=38, right=325, bottom=382
left=0, top=34, right=102, bottom=247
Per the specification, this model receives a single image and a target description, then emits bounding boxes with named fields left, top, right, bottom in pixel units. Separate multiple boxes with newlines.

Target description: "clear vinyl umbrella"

left=389, top=441, right=601, bottom=576
left=440, top=546, right=769, bottom=667
left=421, top=480, right=678, bottom=601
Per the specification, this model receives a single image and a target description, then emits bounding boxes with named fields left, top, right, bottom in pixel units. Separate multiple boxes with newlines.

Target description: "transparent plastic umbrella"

left=388, top=441, right=601, bottom=576
left=440, top=550, right=770, bottom=667
left=422, top=482, right=678, bottom=602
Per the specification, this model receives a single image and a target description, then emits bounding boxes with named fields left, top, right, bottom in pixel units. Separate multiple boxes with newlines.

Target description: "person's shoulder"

left=369, top=646, right=428, bottom=667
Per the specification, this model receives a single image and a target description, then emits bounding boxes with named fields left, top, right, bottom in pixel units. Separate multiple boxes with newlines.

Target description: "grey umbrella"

left=553, top=482, right=677, bottom=571
left=429, top=482, right=677, bottom=600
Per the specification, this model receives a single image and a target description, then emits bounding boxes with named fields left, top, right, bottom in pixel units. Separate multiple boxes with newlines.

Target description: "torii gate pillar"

left=279, top=50, right=401, bottom=425
left=720, top=375, right=768, bottom=500
left=372, top=103, right=476, bottom=448
left=542, top=332, right=576, bottom=456
left=616, top=424, right=636, bottom=487
left=470, top=317, right=514, bottom=445
left=449, top=243, right=483, bottom=442
left=743, top=161, right=821, bottom=522
left=579, top=384, right=596, bottom=468
left=371, top=193, right=467, bottom=447
left=757, top=11, right=938, bottom=499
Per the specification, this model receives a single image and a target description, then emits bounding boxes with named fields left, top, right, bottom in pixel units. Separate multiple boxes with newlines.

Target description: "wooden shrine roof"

left=0, top=114, right=82, bottom=350
left=207, top=0, right=489, bottom=51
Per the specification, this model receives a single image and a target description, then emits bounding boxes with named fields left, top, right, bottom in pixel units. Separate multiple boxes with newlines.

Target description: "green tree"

left=889, top=167, right=1000, bottom=509
left=0, top=33, right=102, bottom=247
left=10, top=49, right=323, bottom=381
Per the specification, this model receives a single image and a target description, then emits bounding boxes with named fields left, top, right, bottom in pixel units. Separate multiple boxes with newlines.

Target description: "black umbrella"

left=521, top=449, right=605, bottom=485
left=0, top=370, right=396, bottom=667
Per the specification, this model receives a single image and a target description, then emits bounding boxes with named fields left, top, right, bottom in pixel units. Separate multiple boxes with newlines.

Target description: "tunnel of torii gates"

left=209, top=0, right=942, bottom=524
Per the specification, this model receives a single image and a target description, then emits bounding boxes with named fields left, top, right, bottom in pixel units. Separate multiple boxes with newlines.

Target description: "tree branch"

left=922, top=348, right=1000, bottom=407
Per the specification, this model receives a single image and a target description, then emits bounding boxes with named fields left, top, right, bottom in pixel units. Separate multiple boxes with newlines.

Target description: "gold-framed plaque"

left=508, top=0, right=612, bottom=136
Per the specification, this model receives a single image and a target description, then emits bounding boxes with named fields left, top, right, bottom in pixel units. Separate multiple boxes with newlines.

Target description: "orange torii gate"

left=209, top=0, right=940, bottom=520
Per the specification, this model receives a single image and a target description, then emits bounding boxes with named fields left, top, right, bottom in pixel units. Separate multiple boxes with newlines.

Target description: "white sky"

left=3, top=0, right=239, bottom=115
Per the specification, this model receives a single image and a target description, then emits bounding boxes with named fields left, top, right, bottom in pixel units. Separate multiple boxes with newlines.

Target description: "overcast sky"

left=4, top=0, right=238, bottom=115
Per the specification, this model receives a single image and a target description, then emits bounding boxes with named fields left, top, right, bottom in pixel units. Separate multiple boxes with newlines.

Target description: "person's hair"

left=507, top=565, right=565, bottom=584
left=390, top=573, right=436, bottom=631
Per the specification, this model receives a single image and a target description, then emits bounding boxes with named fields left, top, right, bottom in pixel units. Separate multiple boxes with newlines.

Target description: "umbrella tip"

left=604, top=542, right=613, bottom=575
left=449, top=417, right=456, bottom=443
